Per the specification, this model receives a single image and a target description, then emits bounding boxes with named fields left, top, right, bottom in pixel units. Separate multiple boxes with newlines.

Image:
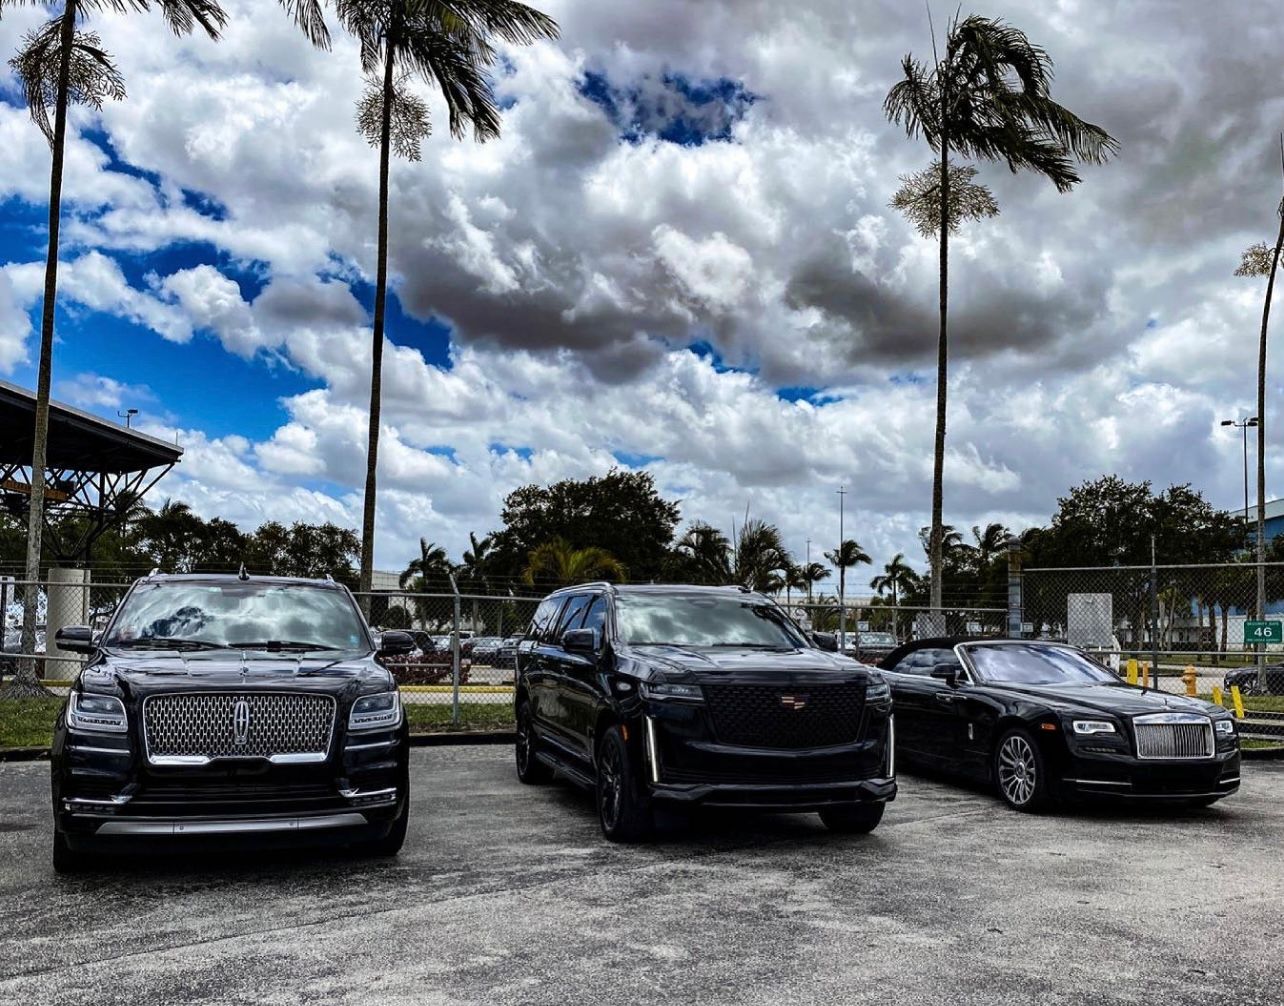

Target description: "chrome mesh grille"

left=1133, top=715, right=1214, bottom=760
left=143, top=693, right=335, bottom=761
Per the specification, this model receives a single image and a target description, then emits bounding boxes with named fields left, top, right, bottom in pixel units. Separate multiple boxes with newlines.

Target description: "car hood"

left=988, top=681, right=1220, bottom=717
left=624, top=644, right=871, bottom=683
left=82, top=649, right=391, bottom=700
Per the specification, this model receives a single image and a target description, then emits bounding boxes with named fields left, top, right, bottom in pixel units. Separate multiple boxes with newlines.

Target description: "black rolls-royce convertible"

left=50, top=572, right=413, bottom=872
left=879, top=638, right=1240, bottom=811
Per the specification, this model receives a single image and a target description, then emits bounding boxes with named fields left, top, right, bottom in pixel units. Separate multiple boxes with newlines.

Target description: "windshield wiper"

left=707, top=643, right=793, bottom=650
left=111, top=638, right=226, bottom=651
left=229, top=640, right=344, bottom=652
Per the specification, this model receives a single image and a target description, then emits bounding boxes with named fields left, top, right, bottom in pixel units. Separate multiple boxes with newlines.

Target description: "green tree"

left=884, top=13, right=1117, bottom=617
left=3, top=0, right=227, bottom=698
left=298, top=0, right=559, bottom=601
left=870, top=552, right=918, bottom=639
left=824, top=538, right=871, bottom=619
left=669, top=522, right=732, bottom=585
left=490, top=469, right=681, bottom=584
left=399, top=538, right=453, bottom=592
left=798, top=561, right=831, bottom=604
left=1234, top=138, right=1284, bottom=624
left=523, top=538, right=626, bottom=588
left=733, top=520, right=792, bottom=593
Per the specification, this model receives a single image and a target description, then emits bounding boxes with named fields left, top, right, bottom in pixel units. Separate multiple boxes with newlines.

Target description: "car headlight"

left=67, top=692, right=128, bottom=734
left=866, top=676, right=891, bottom=703
left=639, top=681, right=704, bottom=702
left=349, top=691, right=402, bottom=732
left=1214, top=719, right=1236, bottom=735
left=1072, top=719, right=1117, bottom=735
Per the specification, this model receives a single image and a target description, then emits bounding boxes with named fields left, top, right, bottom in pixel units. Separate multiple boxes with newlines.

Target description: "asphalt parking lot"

left=2, top=750, right=1282, bottom=1006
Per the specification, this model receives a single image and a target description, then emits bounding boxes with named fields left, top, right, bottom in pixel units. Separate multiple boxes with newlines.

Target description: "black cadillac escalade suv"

left=514, top=583, right=896, bottom=841
left=50, top=572, right=413, bottom=872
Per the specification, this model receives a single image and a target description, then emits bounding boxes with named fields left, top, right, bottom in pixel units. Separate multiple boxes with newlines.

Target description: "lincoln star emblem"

left=233, top=700, right=251, bottom=746
left=780, top=694, right=809, bottom=711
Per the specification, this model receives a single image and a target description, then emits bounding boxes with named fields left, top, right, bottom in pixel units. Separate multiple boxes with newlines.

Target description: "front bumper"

left=651, top=776, right=896, bottom=811
left=1057, top=747, right=1241, bottom=801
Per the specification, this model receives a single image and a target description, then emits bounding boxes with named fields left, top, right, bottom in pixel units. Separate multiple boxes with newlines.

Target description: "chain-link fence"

left=1023, top=562, right=1284, bottom=746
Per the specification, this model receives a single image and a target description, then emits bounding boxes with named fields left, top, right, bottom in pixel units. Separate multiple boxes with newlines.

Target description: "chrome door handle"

left=935, top=693, right=958, bottom=704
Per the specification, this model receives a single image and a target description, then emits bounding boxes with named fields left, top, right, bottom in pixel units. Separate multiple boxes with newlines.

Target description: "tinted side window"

left=554, top=595, right=591, bottom=639
left=893, top=648, right=955, bottom=676
left=581, top=596, right=608, bottom=635
left=529, top=598, right=566, bottom=643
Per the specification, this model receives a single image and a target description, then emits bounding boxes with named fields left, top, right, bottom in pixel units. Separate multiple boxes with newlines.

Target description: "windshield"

left=863, top=633, right=896, bottom=645
left=103, top=582, right=371, bottom=652
left=615, top=594, right=810, bottom=648
left=963, top=643, right=1119, bottom=686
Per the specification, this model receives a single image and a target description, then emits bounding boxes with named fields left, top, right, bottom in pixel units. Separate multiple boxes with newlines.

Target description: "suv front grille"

left=1133, top=713, right=1214, bottom=760
left=703, top=683, right=865, bottom=749
left=142, top=693, right=336, bottom=765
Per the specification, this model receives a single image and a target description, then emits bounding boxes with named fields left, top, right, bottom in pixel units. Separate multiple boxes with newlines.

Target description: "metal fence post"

left=448, top=574, right=461, bottom=728
left=1007, top=538, right=1024, bottom=638
left=1149, top=536, right=1160, bottom=689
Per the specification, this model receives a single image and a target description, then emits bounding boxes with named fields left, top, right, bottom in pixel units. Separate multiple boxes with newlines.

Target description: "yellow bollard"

left=1126, top=658, right=1139, bottom=686
left=1183, top=665, right=1198, bottom=697
left=1213, top=685, right=1225, bottom=707
left=1141, top=661, right=1150, bottom=689
left=1231, top=685, right=1246, bottom=720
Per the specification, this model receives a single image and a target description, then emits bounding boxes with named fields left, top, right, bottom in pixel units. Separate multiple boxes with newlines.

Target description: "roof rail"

left=149, top=567, right=160, bottom=577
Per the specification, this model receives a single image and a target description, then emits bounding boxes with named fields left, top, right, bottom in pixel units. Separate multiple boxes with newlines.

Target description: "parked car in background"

left=854, top=631, right=898, bottom=663
left=515, top=583, right=895, bottom=842
left=469, top=636, right=505, bottom=666
left=50, top=572, right=413, bottom=872
left=495, top=633, right=523, bottom=671
left=879, top=638, right=1240, bottom=812
left=1224, top=663, right=1284, bottom=696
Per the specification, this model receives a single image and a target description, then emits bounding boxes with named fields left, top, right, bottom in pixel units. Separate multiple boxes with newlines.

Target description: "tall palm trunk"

left=12, top=4, right=77, bottom=698
left=930, top=89, right=950, bottom=621
left=1254, top=205, right=1284, bottom=657
left=358, top=28, right=398, bottom=611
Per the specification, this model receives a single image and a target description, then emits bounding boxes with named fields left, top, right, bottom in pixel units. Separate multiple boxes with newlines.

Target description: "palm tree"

left=1234, top=137, right=1284, bottom=632
left=824, top=538, right=871, bottom=629
left=673, top=522, right=732, bottom=585
left=870, top=552, right=918, bottom=640
left=460, top=532, right=492, bottom=589
left=301, top=0, right=559, bottom=601
left=971, top=522, right=1009, bottom=569
left=798, top=561, right=831, bottom=604
left=399, top=538, right=452, bottom=590
left=523, top=539, right=626, bottom=588
left=2, top=0, right=225, bottom=699
left=885, top=13, right=1117, bottom=617
left=733, top=520, right=792, bottom=593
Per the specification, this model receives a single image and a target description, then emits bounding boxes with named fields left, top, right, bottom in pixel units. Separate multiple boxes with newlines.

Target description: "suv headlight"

left=866, top=676, right=891, bottom=703
left=1072, top=719, right=1117, bottom=735
left=639, top=681, right=704, bottom=702
left=1214, top=719, right=1236, bottom=735
left=349, top=691, right=402, bottom=732
left=67, top=692, right=128, bottom=734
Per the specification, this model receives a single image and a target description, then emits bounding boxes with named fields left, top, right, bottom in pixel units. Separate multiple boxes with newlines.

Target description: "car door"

left=540, top=593, right=592, bottom=761
left=884, top=647, right=964, bottom=767
left=557, top=594, right=609, bottom=762
left=521, top=597, right=566, bottom=741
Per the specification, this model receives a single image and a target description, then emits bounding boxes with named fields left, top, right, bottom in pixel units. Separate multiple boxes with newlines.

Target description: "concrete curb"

left=0, top=731, right=517, bottom=763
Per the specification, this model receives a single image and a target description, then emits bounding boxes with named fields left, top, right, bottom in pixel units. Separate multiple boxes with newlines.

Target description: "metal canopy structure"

left=0, top=378, right=183, bottom=560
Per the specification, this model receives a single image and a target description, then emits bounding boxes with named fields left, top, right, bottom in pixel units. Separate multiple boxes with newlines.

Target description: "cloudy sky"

left=1, top=0, right=1282, bottom=579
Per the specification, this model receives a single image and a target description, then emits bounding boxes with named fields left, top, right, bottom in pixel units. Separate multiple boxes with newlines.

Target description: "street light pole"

left=837, top=486, right=847, bottom=649
left=1221, top=417, right=1259, bottom=541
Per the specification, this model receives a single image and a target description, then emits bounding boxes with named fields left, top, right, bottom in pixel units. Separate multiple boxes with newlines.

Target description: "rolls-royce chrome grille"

left=142, top=693, right=336, bottom=766
left=1133, top=713, right=1214, bottom=760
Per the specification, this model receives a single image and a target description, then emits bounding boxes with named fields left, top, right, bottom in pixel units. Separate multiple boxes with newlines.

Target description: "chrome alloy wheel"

left=998, top=733, right=1038, bottom=807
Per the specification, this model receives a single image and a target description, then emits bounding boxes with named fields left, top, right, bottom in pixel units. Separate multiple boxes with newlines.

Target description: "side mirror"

left=812, top=631, right=838, bottom=653
left=379, top=630, right=415, bottom=656
left=55, top=625, right=96, bottom=655
left=563, top=627, right=600, bottom=656
left=930, top=663, right=961, bottom=685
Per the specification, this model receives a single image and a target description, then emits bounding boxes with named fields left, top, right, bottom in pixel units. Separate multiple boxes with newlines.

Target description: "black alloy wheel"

left=994, top=728, right=1051, bottom=813
left=515, top=702, right=552, bottom=784
left=596, top=725, right=652, bottom=843
left=819, top=803, right=885, bottom=834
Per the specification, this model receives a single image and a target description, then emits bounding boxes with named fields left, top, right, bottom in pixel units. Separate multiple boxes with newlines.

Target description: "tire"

left=515, top=702, right=553, bottom=784
left=819, top=802, right=885, bottom=834
left=356, top=796, right=409, bottom=858
left=994, top=728, right=1052, bottom=813
left=596, top=725, right=653, bottom=843
left=52, top=830, right=88, bottom=875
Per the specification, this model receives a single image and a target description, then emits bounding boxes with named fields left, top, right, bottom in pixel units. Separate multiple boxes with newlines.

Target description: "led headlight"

left=67, top=692, right=128, bottom=734
left=349, top=691, right=402, bottom=732
left=866, top=676, right=891, bottom=703
left=1214, top=719, right=1236, bottom=735
left=1072, top=719, right=1116, bottom=735
left=639, top=681, right=704, bottom=702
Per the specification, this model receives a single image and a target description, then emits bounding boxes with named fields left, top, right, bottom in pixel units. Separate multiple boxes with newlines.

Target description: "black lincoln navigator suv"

left=514, top=583, right=895, bottom=841
left=50, top=572, right=413, bottom=872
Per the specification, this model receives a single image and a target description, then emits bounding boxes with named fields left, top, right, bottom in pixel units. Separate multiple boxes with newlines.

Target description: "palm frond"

left=891, top=161, right=999, bottom=237
left=157, top=0, right=228, bottom=40
left=356, top=72, right=431, bottom=160
left=278, top=0, right=331, bottom=49
left=9, top=17, right=126, bottom=145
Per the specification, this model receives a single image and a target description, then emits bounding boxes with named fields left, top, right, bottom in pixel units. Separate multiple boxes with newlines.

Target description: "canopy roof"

left=0, top=379, right=182, bottom=475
